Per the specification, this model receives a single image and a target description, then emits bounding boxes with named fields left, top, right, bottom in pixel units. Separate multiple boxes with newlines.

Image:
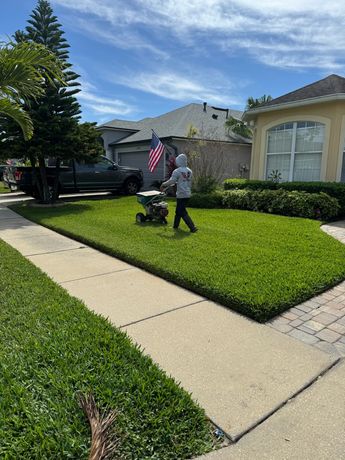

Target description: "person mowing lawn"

left=161, top=153, right=198, bottom=233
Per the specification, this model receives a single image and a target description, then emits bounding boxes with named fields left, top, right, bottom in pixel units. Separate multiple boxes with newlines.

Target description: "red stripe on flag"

left=149, top=144, right=163, bottom=168
left=148, top=142, right=164, bottom=172
left=150, top=149, right=164, bottom=171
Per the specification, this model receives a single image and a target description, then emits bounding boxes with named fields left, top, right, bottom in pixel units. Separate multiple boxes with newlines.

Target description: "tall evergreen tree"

left=13, top=0, right=83, bottom=202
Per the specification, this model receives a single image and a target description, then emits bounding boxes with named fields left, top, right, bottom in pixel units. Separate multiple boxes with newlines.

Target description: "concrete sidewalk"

left=0, top=205, right=342, bottom=449
left=198, top=360, right=345, bottom=459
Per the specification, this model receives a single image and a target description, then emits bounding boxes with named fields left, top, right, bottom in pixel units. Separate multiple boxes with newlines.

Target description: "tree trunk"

left=51, top=157, right=61, bottom=203
left=29, top=155, right=43, bottom=200
left=38, top=157, right=50, bottom=203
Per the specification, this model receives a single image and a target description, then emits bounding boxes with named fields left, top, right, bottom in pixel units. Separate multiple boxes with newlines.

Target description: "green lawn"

left=0, top=182, right=11, bottom=193
left=14, top=197, right=345, bottom=322
left=0, top=238, right=214, bottom=459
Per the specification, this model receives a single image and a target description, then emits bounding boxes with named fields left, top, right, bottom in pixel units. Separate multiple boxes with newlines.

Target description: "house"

left=243, top=74, right=345, bottom=183
left=98, top=103, right=252, bottom=189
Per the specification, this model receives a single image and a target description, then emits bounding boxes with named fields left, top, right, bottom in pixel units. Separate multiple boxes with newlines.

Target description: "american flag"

left=148, top=131, right=165, bottom=173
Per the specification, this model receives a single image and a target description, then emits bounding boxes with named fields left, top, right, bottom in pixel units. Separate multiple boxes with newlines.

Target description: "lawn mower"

left=136, top=190, right=169, bottom=224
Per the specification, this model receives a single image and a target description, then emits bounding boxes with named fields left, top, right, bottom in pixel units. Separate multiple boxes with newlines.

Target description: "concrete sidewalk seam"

left=59, top=267, right=135, bottom=285
left=26, top=246, right=86, bottom=257
left=120, top=299, right=207, bottom=329
left=228, top=356, right=341, bottom=443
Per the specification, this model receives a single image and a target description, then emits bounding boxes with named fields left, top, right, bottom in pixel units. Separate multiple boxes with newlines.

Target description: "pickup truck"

left=7, top=156, right=143, bottom=197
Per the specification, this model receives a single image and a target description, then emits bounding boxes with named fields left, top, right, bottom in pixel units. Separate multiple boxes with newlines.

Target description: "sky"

left=3, top=0, right=345, bottom=124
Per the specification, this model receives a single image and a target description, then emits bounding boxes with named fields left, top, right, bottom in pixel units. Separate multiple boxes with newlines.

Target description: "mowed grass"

left=0, top=239, right=214, bottom=459
left=14, top=197, right=345, bottom=321
left=0, top=182, right=10, bottom=193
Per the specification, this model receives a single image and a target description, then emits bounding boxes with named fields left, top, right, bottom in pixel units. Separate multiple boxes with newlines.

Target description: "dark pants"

left=174, top=198, right=196, bottom=231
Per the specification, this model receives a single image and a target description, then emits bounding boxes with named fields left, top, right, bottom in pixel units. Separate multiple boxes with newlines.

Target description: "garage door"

left=118, top=151, right=165, bottom=190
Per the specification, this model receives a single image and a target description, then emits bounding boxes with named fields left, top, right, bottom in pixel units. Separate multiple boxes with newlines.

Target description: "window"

left=266, top=121, right=325, bottom=182
left=94, top=157, right=114, bottom=171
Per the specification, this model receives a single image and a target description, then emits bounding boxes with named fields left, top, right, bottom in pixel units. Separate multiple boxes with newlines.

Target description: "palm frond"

left=0, top=41, right=65, bottom=102
left=0, top=98, right=33, bottom=140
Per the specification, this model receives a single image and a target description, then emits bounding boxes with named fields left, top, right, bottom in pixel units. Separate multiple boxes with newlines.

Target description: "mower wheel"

left=136, top=212, right=146, bottom=224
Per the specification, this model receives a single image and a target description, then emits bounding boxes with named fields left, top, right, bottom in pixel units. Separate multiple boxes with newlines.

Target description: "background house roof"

left=99, top=103, right=251, bottom=145
left=98, top=119, right=144, bottom=131
left=258, top=74, right=345, bottom=108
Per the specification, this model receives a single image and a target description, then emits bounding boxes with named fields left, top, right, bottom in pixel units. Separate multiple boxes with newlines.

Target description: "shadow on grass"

left=63, top=193, right=123, bottom=203
left=12, top=202, right=94, bottom=220
left=158, top=230, right=191, bottom=240
left=133, top=221, right=191, bottom=239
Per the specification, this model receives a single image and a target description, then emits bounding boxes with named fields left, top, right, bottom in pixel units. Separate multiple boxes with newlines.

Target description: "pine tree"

left=13, top=0, right=83, bottom=202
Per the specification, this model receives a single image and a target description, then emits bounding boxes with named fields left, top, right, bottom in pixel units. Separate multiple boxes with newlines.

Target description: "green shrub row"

left=224, top=179, right=345, bottom=215
left=188, top=188, right=340, bottom=220
left=222, top=189, right=339, bottom=220
left=188, top=191, right=223, bottom=208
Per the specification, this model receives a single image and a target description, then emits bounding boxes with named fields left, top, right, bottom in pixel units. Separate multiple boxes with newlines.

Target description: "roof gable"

left=262, top=74, right=345, bottom=108
left=100, top=103, right=250, bottom=145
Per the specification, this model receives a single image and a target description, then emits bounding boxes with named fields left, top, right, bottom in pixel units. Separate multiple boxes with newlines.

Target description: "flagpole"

left=163, top=146, right=166, bottom=180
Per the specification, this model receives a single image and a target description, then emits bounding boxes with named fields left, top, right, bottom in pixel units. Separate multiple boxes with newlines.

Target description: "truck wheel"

left=136, top=212, right=146, bottom=224
left=124, top=178, right=139, bottom=195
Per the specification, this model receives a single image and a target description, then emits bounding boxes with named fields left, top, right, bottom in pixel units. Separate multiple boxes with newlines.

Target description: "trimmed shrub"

left=281, top=182, right=345, bottom=215
left=192, top=176, right=218, bottom=194
left=188, top=191, right=223, bottom=208
left=222, top=189, right=340, bottom=220
left=224, top=178, right=277, bottom=191
left=223, top=179, right=345, bottom=216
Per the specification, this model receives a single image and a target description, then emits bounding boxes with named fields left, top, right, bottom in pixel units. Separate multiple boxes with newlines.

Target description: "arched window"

left=266, top=121, right=325, bottom=182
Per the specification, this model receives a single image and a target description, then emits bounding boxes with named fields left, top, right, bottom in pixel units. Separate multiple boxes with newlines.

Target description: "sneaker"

left=190, top=227, right=198, bottom=233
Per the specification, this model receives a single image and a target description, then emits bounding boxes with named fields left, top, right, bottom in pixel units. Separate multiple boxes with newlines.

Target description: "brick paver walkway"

left=268, top=220, right=345, bottom=356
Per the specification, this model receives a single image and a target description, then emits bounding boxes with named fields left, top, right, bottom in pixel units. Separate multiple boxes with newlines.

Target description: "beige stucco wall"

left=250, top=100, right=345, bottom=182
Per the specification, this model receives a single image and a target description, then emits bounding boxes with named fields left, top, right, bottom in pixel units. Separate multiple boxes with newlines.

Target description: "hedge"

left=224, top=179, right=345, bottom=216
left=188, top=191, right=223, bottom=208
left=222, top=189, right=340, bottom=220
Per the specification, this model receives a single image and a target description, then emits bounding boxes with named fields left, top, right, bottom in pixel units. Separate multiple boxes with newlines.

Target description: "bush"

left=188, top=191, right=223, bottom=208
left=222, top=189, right=340, bottom=220
left=223, top=179, right=345, bottom=216
left=224, top=178, right=277, bottom=191
left=192, top=175, right=218, bottom=194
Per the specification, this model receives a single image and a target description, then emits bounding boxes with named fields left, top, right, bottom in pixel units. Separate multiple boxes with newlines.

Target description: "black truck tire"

left=124, top=178, right=140, bottom=195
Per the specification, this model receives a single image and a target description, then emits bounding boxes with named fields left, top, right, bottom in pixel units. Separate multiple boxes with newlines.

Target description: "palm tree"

left=225, top=94, right=273, bottom=139
left=246, top=94, right=272, bottom=110
left=0, top=41, right=64, bottom=140
left=225, top=116, right=252, bottom=139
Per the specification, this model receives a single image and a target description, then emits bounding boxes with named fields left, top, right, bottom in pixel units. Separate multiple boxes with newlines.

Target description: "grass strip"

left=0, top=238, right=214, bottom=459
left=13, top=197, right=345, bottom=321
left=0, top=182, right=11, bottom=193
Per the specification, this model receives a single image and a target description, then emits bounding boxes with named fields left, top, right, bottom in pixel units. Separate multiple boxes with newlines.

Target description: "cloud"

left=117, top=71, right=243, bottom=106
left=63, top=17, right=168, bottom=58
left=53, top=0, right=345, bottom=71
left=77, top=80, right=136, bottom=117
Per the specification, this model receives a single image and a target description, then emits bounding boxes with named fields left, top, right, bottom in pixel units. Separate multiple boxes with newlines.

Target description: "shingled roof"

left=98, top=119, right=144, bottom=131
left=257, top=74, right=345, bottom=109
left=99, top=103, right=251, bottom=145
